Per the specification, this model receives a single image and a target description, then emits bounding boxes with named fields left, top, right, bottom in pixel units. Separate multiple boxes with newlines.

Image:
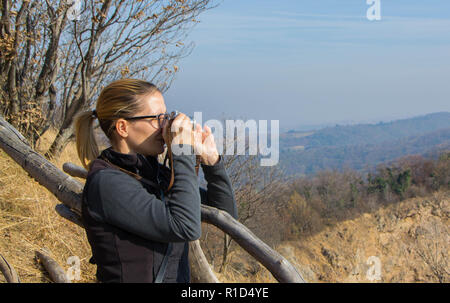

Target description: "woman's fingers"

left=204, top=125, right=211, bottom=134
left=168, top=116, right=219, bottom=163
left=201, top=125, right=208, bottom=142
left=195, top=123, right=202, bottom=133
left=171, top=113, right=188, bottom=131
left=197, top=125, right=219, bottom=165
left=170, top=113, right=196, bottom=146
left=201, top=125, right=214, bottom=142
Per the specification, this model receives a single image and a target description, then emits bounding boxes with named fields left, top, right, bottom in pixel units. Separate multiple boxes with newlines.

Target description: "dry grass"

left=0, top=129, right=95, bottom=283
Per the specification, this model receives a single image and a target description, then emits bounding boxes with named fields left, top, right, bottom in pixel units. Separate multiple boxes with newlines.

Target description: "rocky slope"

left=275, top=190, right=449, bottom=282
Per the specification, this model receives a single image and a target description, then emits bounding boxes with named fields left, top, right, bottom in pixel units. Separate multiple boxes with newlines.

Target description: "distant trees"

left=0, top=0, right=216, bottom=157
left=368, top=167, right=411, bottom=199
left=280, top=151, right=450, bottom=240
left=282, top=190, right=320, bottom=238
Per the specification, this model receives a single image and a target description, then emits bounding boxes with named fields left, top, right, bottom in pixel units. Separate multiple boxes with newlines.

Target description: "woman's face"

left=124, top=91, right=167, bottom=156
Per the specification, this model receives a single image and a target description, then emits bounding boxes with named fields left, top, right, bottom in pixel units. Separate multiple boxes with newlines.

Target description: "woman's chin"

left=139, top=141, right=165, bottom=156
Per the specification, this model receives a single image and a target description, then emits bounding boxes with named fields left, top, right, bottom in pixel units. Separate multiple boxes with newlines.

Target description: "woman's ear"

left=115, top=119, right=129, bottom=138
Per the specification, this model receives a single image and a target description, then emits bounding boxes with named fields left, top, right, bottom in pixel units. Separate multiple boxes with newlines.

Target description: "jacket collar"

left=99, top=147, right=159, bottom=180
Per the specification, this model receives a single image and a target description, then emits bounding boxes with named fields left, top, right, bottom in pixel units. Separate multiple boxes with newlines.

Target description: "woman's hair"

left=75, top=78, right=160, bottom=169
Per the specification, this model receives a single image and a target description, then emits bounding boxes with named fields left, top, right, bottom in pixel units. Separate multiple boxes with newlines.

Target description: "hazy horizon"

left=283, top=110, right=450, bottom=132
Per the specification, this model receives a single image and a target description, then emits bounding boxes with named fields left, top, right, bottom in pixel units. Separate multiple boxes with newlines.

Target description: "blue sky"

left=164, top=0, right=450, bottom=131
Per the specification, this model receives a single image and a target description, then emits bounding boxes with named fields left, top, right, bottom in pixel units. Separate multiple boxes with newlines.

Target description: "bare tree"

left=0, top=0, right=217, bottom=156
left=201, top=148, right=287, bottom=273
left=414, top=219, right=449, bottom=282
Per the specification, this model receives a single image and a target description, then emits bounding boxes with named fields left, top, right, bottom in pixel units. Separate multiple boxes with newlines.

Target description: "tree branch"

left=35, top=248, right=71, bottom=283
left=0, top=253, right=20, bottom=283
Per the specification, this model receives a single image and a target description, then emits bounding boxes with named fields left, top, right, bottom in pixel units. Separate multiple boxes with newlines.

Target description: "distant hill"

left=280, top=112, right=450, bottom=176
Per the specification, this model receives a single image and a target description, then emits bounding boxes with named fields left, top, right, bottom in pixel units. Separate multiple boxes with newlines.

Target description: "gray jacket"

left=82, top=147, right=238, bottom=282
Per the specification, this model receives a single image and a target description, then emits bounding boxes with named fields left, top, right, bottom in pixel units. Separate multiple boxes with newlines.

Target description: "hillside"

left=285, top=190, right=449, bottom=282
left=280, top=112, right=450, bottom=175
left=226, top=190, right=449, bottom=282
left=281, top=127, right=450, bottom=175
left=281, top=112, right=450, bottom=149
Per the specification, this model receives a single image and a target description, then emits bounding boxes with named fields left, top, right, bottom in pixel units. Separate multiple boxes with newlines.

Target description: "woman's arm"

left=199, top=156, right=238, bottom=220
left=85, top=154, right=202, bottom=243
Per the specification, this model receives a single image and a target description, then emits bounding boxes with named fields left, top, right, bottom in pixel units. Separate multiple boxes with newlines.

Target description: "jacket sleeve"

left=85, top=154, right=201, bottom=243
left=199, top=156, right=238, bottom=219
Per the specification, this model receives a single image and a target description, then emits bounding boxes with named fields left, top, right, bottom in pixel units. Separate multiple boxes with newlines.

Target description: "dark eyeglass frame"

left=124, top=111, right=178, bottom=129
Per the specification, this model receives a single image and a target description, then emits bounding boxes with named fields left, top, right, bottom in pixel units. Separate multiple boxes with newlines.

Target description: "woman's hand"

left=162, top=112, right=219, bottom=165
left=195, top=124, right=219, bottom=166
left=163, top=113, right=200, bottom=148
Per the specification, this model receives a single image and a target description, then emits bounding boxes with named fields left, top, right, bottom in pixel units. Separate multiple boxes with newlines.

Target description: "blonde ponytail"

left=75, top=109, right=99, bottom=170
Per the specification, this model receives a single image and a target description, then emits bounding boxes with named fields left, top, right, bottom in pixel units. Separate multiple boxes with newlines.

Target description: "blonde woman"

left=75, top=79, right=237, bottom=283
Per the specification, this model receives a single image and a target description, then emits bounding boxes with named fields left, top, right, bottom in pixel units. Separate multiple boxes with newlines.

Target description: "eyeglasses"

left=124, top=111, right=178, bottom=129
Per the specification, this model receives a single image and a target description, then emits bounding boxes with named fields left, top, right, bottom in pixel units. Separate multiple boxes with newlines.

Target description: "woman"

left=75, top=79, right=238, bottom=283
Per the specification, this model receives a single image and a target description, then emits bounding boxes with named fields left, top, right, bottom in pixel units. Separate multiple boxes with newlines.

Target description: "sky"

left=164, top=0, right=450, bottom=132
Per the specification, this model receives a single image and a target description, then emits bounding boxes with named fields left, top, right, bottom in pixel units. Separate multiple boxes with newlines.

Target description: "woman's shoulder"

left=86, top=159, right=140, bottom=189
left=87, top=158, right=109, bottom=176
